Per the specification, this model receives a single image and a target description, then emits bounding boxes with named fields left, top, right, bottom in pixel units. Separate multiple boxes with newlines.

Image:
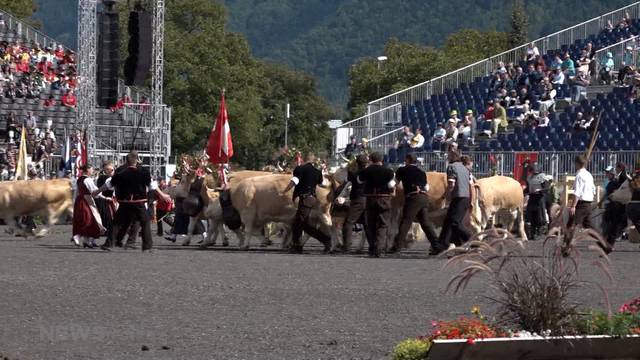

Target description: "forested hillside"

left=30, top=0, right=637, bottom=107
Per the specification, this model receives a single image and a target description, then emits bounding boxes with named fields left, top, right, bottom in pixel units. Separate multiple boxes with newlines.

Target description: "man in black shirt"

left=99, top=151, right=155, bottom=252
left=341, top=154, right=368, bottom=252
left=357, top=152, right=395, bottom=257
left=391, top=154, right=438, bottom=253
left=283, top=152, right=331, bottom=253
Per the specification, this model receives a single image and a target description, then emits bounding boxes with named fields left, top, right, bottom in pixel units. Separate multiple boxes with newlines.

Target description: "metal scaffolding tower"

left=77, top=0, right=98, bottom=159
left=149, top=0, right=166, bottom=177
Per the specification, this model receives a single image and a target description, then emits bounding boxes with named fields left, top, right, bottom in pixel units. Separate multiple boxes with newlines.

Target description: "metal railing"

left=333, top=103, right=401, bottom=154
left=367, top=2, right=640, bottom=113
left=0, top=9, right=59, bottom=48
left=410, top=150, right=638, bottom=182
left=594, top=35, right=640, bottom=77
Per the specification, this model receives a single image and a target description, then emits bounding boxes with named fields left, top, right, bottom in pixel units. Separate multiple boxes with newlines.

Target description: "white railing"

left=0, top=9, right=59, bottom=48
left=333, top=102, right=401, bottom=154
left=367, top=2, right=640, bottom=112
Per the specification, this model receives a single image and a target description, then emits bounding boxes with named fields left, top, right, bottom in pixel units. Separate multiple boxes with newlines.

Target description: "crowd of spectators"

left=392, top=12, right=640, bottom=156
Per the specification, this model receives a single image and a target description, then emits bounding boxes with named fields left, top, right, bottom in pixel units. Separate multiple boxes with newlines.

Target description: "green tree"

left=349, top=29, right=510, bottom=117
left=509, top=0, right=529, bottom=47
left=115, top=0, right=333, bottom=169
left=0, top=0, right=36, bottom=19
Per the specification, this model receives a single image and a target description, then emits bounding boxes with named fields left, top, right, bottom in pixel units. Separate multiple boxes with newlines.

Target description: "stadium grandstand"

left=334, top=2, right=640, bottom=181
left=0, top=7, right=170, bottom=181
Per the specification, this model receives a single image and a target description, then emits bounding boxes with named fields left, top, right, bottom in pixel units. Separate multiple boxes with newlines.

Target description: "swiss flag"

left=206, top=91, right=234, bottom=164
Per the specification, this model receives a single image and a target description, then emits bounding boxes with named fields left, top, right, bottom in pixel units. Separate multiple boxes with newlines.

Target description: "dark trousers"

left=568, top=200, right=593, bottom=230
left=603, top=201, right=627, bottom=246
left=526, top=193, right=546, bottom=237
left=156, top=209, right=167, bottom=236
left=394, top=194, right=438, bottom=250
left=438, top=197, right=471, bottom=250
left=107, top=203, right=153, bottom=250
left=292, top=195, right=330, bottom=249
left=364, top=197, right=392, bottom=256
left=626, top=202, right=640, bottom=231
left=342, top=197, right=366, bottom=250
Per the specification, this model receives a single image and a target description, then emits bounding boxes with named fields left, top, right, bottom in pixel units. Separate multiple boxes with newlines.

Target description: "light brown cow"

left=230, top=174, right=335, bottom=250
left=0, top=179, right=73, bottom=237
left=471, top=175, right=527, bottom=241
left=173, top=170, right=271, bottom=246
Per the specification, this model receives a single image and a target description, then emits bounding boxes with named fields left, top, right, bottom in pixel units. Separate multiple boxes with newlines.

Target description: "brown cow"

left=471, top=176, right=527, bottom=241
left=231, top=174, right=335, bottom=250
left=0, top=179, right=73, bottom=237
left=172, top=170, right=271, bottom=246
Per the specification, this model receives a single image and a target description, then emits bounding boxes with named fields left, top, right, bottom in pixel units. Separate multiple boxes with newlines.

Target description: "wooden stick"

left=585, top=111, right=603, bottom=162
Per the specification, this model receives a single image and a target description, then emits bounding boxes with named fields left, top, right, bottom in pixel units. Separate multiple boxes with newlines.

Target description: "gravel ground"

left=1, top=225, right=639, bottom=360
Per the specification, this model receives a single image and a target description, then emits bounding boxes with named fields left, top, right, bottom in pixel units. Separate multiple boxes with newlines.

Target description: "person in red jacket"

left=61, top=90, right=76, bottom=109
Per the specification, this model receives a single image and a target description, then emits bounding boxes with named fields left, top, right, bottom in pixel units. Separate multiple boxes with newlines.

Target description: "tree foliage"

left=348, top=30, right=510, bottom=116
left=114, top=0, right=333, bottom=169
left=509, top=0, right=529, bottom=48
left=0, top=0, right=36, bottom=19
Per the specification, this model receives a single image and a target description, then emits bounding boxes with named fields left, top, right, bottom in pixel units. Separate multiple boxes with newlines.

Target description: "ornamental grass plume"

left=444, top=222, right=612, bottom=336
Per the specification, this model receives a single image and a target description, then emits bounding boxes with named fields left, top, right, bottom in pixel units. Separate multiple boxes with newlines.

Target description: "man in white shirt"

left=568, top=155, right=595, bottom=230
left=410, top=128, right=425, bottom=150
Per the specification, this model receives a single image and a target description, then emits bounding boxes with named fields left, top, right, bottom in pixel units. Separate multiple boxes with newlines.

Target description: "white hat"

left=605, top=165, right=614, bottom=173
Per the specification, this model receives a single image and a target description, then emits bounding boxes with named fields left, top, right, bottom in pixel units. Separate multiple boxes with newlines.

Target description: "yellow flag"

left=15, top=126, right=28, bottom=180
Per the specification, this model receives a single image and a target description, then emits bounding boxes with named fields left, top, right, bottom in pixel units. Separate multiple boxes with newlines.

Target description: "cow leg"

left=280, top=225, right=292, bottom=250
left=200, top=219, right=219, bottom=248
left=183, top=216, right=198, bottom=246
left=261, top=224, right=274, bottom=247
left=517, top=206, right=528, bottom=241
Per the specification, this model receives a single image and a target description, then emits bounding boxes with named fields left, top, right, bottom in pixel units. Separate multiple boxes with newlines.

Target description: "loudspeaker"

left=97, top=5, right=120, bottom=108
left=124, top=10, right=152, bottom=86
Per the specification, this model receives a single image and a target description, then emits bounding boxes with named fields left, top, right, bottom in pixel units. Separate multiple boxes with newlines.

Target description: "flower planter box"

left=426, top=335, right=640, bottom=360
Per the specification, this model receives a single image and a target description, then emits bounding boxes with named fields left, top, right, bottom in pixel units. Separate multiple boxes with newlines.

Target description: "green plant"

left=572, top=311, right=640, bottom=336
left=391, top=338, right=431, bottom=360
left=445, top=225, right=611, bottom=336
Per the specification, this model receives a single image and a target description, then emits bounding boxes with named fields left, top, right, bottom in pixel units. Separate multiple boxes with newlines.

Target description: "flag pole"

left=285, top=102, right=290, bottom=149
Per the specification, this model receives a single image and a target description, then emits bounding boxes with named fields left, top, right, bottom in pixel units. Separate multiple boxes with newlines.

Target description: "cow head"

left=609, top=180, right=632, bottom=204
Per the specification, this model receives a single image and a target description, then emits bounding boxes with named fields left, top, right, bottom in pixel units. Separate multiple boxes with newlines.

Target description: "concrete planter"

left=427, top=335, right=640, bottom=360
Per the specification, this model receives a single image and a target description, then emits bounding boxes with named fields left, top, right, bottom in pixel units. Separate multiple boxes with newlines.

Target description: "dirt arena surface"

left=1, top=225, right=639, bottom=359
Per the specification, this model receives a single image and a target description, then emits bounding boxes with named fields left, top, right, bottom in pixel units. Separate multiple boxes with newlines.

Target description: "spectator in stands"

left=514, top=66, right=527, bottom=88
left=492, top=100, right=508, bottom=136
left=5, top=83, right=16, bottom=103
left=552, top=67, right=565, bottom=85
left=398, top=126, right=414, bottom=149
left=444, top=119, right=458, bottom=148
left=550, top=54, right=563, bottom=70
left=599, top=52, right=615, bottom=85
left=410, top=128, right=425, bottom=151
left=516, top=102, right=534, bottom=125
left=484, top=100, right=495, bottom=122
left=573, top=70, right=590, bottom=104
left=61, top=90, right=77, bottom=109
left=536, top=111, right=550, bottom=127
left=25, top=111, right=37, bottom=130
left=525, top=42, right=540, bottom=62
left=576, top=50, right=592, bottom=75
left=44, top=95, right=55, bottom=107
left=5, top=112, right=17, bottom=142
left=448, top=110, right=460, bottom=125
left=110, top=94, right=131, bottom=113
left=539, top=78, right=556, bottom=113
left=562, top=52, right=576, bottom=78
left=432, top=123, right=446, bottom=150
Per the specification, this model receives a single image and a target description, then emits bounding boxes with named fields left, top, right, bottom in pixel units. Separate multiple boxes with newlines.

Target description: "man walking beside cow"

left=283, top=152, right=332, bottom=254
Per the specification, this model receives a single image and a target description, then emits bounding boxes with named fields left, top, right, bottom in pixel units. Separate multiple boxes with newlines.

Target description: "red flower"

left=466, top=338, right=476, bottom=345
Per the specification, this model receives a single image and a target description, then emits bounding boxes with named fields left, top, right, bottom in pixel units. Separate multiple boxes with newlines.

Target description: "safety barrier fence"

left=333, top=103, right=401, bottom=154
left=411, top=150, right=638, bottom=182
left=594, top=34, right=640, bottom=79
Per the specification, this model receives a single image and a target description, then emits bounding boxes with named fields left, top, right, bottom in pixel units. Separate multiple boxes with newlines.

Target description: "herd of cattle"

left=0, top=165, right=636, bottom=250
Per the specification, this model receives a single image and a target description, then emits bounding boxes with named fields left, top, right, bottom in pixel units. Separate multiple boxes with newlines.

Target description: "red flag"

left=206, top=92, right=234, bottom=163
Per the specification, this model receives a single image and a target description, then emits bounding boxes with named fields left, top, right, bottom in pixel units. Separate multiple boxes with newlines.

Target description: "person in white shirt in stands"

left=432, top=123, right=446, bottom=150
left=536, top=111, right=550, bottom=127
left=568, top=155, right=596, bottom=231
left=410, top=128, right=425, bottom=150
left=526, top=42, right=540, bottom=62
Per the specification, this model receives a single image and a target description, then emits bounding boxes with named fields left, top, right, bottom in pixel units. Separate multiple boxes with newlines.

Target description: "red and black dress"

left=72, top=176, right=105, bottom=245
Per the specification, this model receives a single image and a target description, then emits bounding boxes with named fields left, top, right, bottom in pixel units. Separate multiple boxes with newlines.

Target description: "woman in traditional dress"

left=71, top=164, right=106, bottom=248
left=95, top=161, right=116, bottom=242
